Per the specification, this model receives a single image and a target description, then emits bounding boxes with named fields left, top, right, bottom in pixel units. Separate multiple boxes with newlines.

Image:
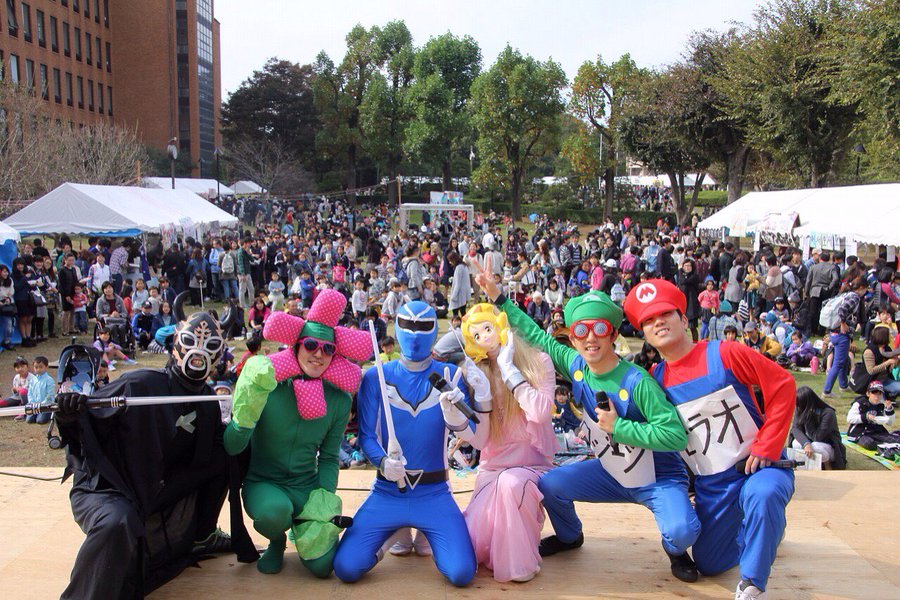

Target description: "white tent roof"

left=616, top=173, right=715, bottom=187
left=143, top=177, right=235, bottom=197
left=5, top=183, right=238, bottom=236
left=0, top=221, right=21, bottom=243
left=697, top=183, right=900, bottom=245
left=232, top=180, right=265, bottom=194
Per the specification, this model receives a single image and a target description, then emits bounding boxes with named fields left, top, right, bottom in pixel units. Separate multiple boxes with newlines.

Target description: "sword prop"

left=368, top=321, right=408, bottom=493
left=0, top=395, right=229, bottom=418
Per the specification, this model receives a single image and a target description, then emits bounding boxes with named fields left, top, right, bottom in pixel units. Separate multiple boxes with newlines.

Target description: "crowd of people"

left=6, top=191, right=899, bottom=600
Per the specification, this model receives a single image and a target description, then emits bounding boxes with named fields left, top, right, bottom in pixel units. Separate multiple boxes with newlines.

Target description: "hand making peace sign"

left=474, top=253, right=502, bottom=302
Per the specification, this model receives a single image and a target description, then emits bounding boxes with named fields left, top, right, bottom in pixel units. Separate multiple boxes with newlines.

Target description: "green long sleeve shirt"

left=499, top=296, right=686, bottom=452
left=224, top=367, right=351, bottom=493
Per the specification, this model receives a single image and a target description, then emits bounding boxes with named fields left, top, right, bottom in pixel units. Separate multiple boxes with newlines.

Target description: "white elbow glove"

left=496, top=332, right=525, bottom=391
left=379, top=457, right=407, bottom=482
left=463, top=357, right=493, bottom=412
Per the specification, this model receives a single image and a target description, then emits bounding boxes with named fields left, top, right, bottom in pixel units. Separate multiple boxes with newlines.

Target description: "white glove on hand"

left=379, top=457, right=407, bottom=482
left=496, top=332, right=525, bottom=390
left=439, top=367, right=469, bottom=429
left=463, top=357, right=492, bottom=409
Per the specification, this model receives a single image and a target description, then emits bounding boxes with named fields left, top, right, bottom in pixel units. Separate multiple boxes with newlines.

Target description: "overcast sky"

left=216, top=0, right=765, bottom=98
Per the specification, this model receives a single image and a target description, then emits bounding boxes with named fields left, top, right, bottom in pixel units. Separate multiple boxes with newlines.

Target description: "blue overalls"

left=333, top=360, right=477, bottom=586
left=653, top=341, right=794, bottom=591
left=538, top=357, right=699, bottom=556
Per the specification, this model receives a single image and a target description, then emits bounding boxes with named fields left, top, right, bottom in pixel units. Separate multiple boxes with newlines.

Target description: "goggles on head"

left=299, top=337, right=336, bottom=357
left=571, top=319, right=613, bottom=339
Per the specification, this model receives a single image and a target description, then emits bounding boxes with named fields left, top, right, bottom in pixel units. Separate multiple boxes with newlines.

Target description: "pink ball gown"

left=463, top=352, right=558, bottom=582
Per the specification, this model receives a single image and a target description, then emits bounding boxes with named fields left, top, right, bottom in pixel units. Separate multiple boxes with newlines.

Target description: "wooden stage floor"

left=0, top=468, right=896, bottom=599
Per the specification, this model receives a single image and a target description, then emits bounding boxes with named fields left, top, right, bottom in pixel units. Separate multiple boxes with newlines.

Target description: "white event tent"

left=143, top=177, right=235, bottom=197
left=5, top=183, right=238, bottom=236
left=697, top=183, right=900, bottom=246
left=231, top=180, right=265, bottom=195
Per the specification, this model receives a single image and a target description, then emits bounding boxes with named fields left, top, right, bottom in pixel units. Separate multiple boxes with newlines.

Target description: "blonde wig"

left=462, top=303, right=549, bottom=443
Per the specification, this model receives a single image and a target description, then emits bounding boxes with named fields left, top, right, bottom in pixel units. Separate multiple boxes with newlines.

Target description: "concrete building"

left=0, top=0, right=221, bottom=177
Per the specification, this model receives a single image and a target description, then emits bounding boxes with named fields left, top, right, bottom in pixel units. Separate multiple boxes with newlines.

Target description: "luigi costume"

left=225, top=290, right=372, bottom=577
left=492, top=291, right=701, bottom=581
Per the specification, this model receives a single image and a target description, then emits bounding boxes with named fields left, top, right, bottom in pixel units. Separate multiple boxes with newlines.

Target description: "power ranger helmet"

left=395, top=301, right=438, bottom=362
left=172, top=292, right=235, bottom=382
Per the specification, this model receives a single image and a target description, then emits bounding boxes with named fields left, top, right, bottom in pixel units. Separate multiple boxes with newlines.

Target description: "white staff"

left=0, top=395, right=228, bottom=418
left=368, top=320, right=407, bottom=492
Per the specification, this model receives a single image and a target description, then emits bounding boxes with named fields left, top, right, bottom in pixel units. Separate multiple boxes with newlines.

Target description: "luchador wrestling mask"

left=461, top=303, right=509, bottom=363
left=396, top=301, right=438, bottom=362
left=172, top=292, right=234, bottom=382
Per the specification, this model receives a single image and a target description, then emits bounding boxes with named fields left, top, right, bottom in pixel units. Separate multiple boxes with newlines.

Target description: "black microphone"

left=428, top=372, right=481, bottom=424
left=594, top=390, right=610, bottom=412
left=734, top=458, right=802, bottom=472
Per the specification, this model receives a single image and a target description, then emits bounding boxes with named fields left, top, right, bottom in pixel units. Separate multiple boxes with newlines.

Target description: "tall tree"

left=360, top=20, right=415, bottom=204
left=313, top=25, right=380, bottom=197
left=826, top=0, right=899, bottom=179
left=715, top=0, right=859, bottom=187
left=405, top=33, right=482, bottom=191
left=221, top=58, right=318, bottom=168
left=470, top=46, right=566, bottom=221
left=569, top=55, right=645, bottom=218
left=619, top=68, right=711, bottom=227
left=686, top=30, right=752, bottom=204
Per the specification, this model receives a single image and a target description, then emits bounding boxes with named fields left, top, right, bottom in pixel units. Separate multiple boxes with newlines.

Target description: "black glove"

left=55, top=392, right=89, bottom=423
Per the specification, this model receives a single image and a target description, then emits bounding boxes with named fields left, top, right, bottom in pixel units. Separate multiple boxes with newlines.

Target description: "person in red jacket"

left=624, top=279, right=795, bottom=600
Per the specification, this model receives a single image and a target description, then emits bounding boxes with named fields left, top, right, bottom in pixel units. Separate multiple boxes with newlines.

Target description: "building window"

left=35, top=9, right=44, bottom=47
left=0, top=52, right=4, bottom=80
left=103, top=0, right=108, bottom=27
left=52, top=67, right=61, bottom=103
left=6, top=1, right=18, bottom=37
left=76, top=75, right=83, bottom=108
left=87, top=79, right=94, bottom=111
left=94, top=0, right=99, bottom=23
left=24, top=58, right=34, bottom=92
left=95, top=37, right=101, bottom=70
left=83, top=0, right=88, bottom=17
left=74, top=27, right=81, bottom=61
left=73, top=0, right=79, bottom=12
left=9, top=54, right=19, bottom=84
left=65, top=72, right=73, bottom=106
left=49, top=16, right=57, bottom=52
left=39, top=63, right=48, bottom=100
left=97, top=82, right=103, bottom=113
left=61, top=0, right=67, bottom=6
left=107, top=85, right=112, bottom=115
left=105, top=41, right=111, bottom=72
left=85, top=32, right=92, bottom=65
left=21, top=2, right=31, bottom=43
left=62, top=22, right=70, bottom=56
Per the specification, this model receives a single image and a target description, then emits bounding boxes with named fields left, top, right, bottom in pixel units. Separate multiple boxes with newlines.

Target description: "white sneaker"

left=735, top=580, right=767, bottom=600
left=412, top=531, right=432, bottom=557
left=511, top=565, right=540, bottom=583
left=388, top=528, right=414, bottom=556
left=388, top=540, right=413, bottom=556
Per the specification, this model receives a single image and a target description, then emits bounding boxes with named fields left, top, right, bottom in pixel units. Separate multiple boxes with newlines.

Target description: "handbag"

left=30, top=289, right=47, bottom=307
left=848, top=362, right=872, bottom=394
left=0, top=302, right=16, bottom=316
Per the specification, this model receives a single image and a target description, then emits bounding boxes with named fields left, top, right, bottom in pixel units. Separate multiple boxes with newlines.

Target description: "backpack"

left=395, top=262, right=410, bottom=285
left=221, top=252, right=235, bottom=275
left=818, top=293, right=846, bottom=330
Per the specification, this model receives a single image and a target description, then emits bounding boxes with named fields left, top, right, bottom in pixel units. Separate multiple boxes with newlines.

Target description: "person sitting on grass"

left=93, top=327, right=136, bottom=368
left=846, top=380, right=898, bottom=451
left=785, top=331, right=817, bottom=368
left=25, top=356, right=55, bottom=424
left=2, top=356, right=33, bottom=411
left=790, top=387, right=845, bottom=469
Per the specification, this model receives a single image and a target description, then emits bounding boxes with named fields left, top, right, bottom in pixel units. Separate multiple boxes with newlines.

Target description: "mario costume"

left=625, top=280, right=795, bottom=600
left=491, top=290, right=701, bottom=581
left=333, top=301, right=479, bottom=586
left=225, top=289, right=371, bottom=577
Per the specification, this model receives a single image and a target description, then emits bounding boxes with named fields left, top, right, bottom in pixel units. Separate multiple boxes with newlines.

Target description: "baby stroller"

left=94, top=315, right=136, bottom=356
left=47, top=343, right=103, bottom=449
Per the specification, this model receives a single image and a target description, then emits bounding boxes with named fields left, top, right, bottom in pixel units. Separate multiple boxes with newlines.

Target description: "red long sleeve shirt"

left=655, top=341, right=796, bottom=462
